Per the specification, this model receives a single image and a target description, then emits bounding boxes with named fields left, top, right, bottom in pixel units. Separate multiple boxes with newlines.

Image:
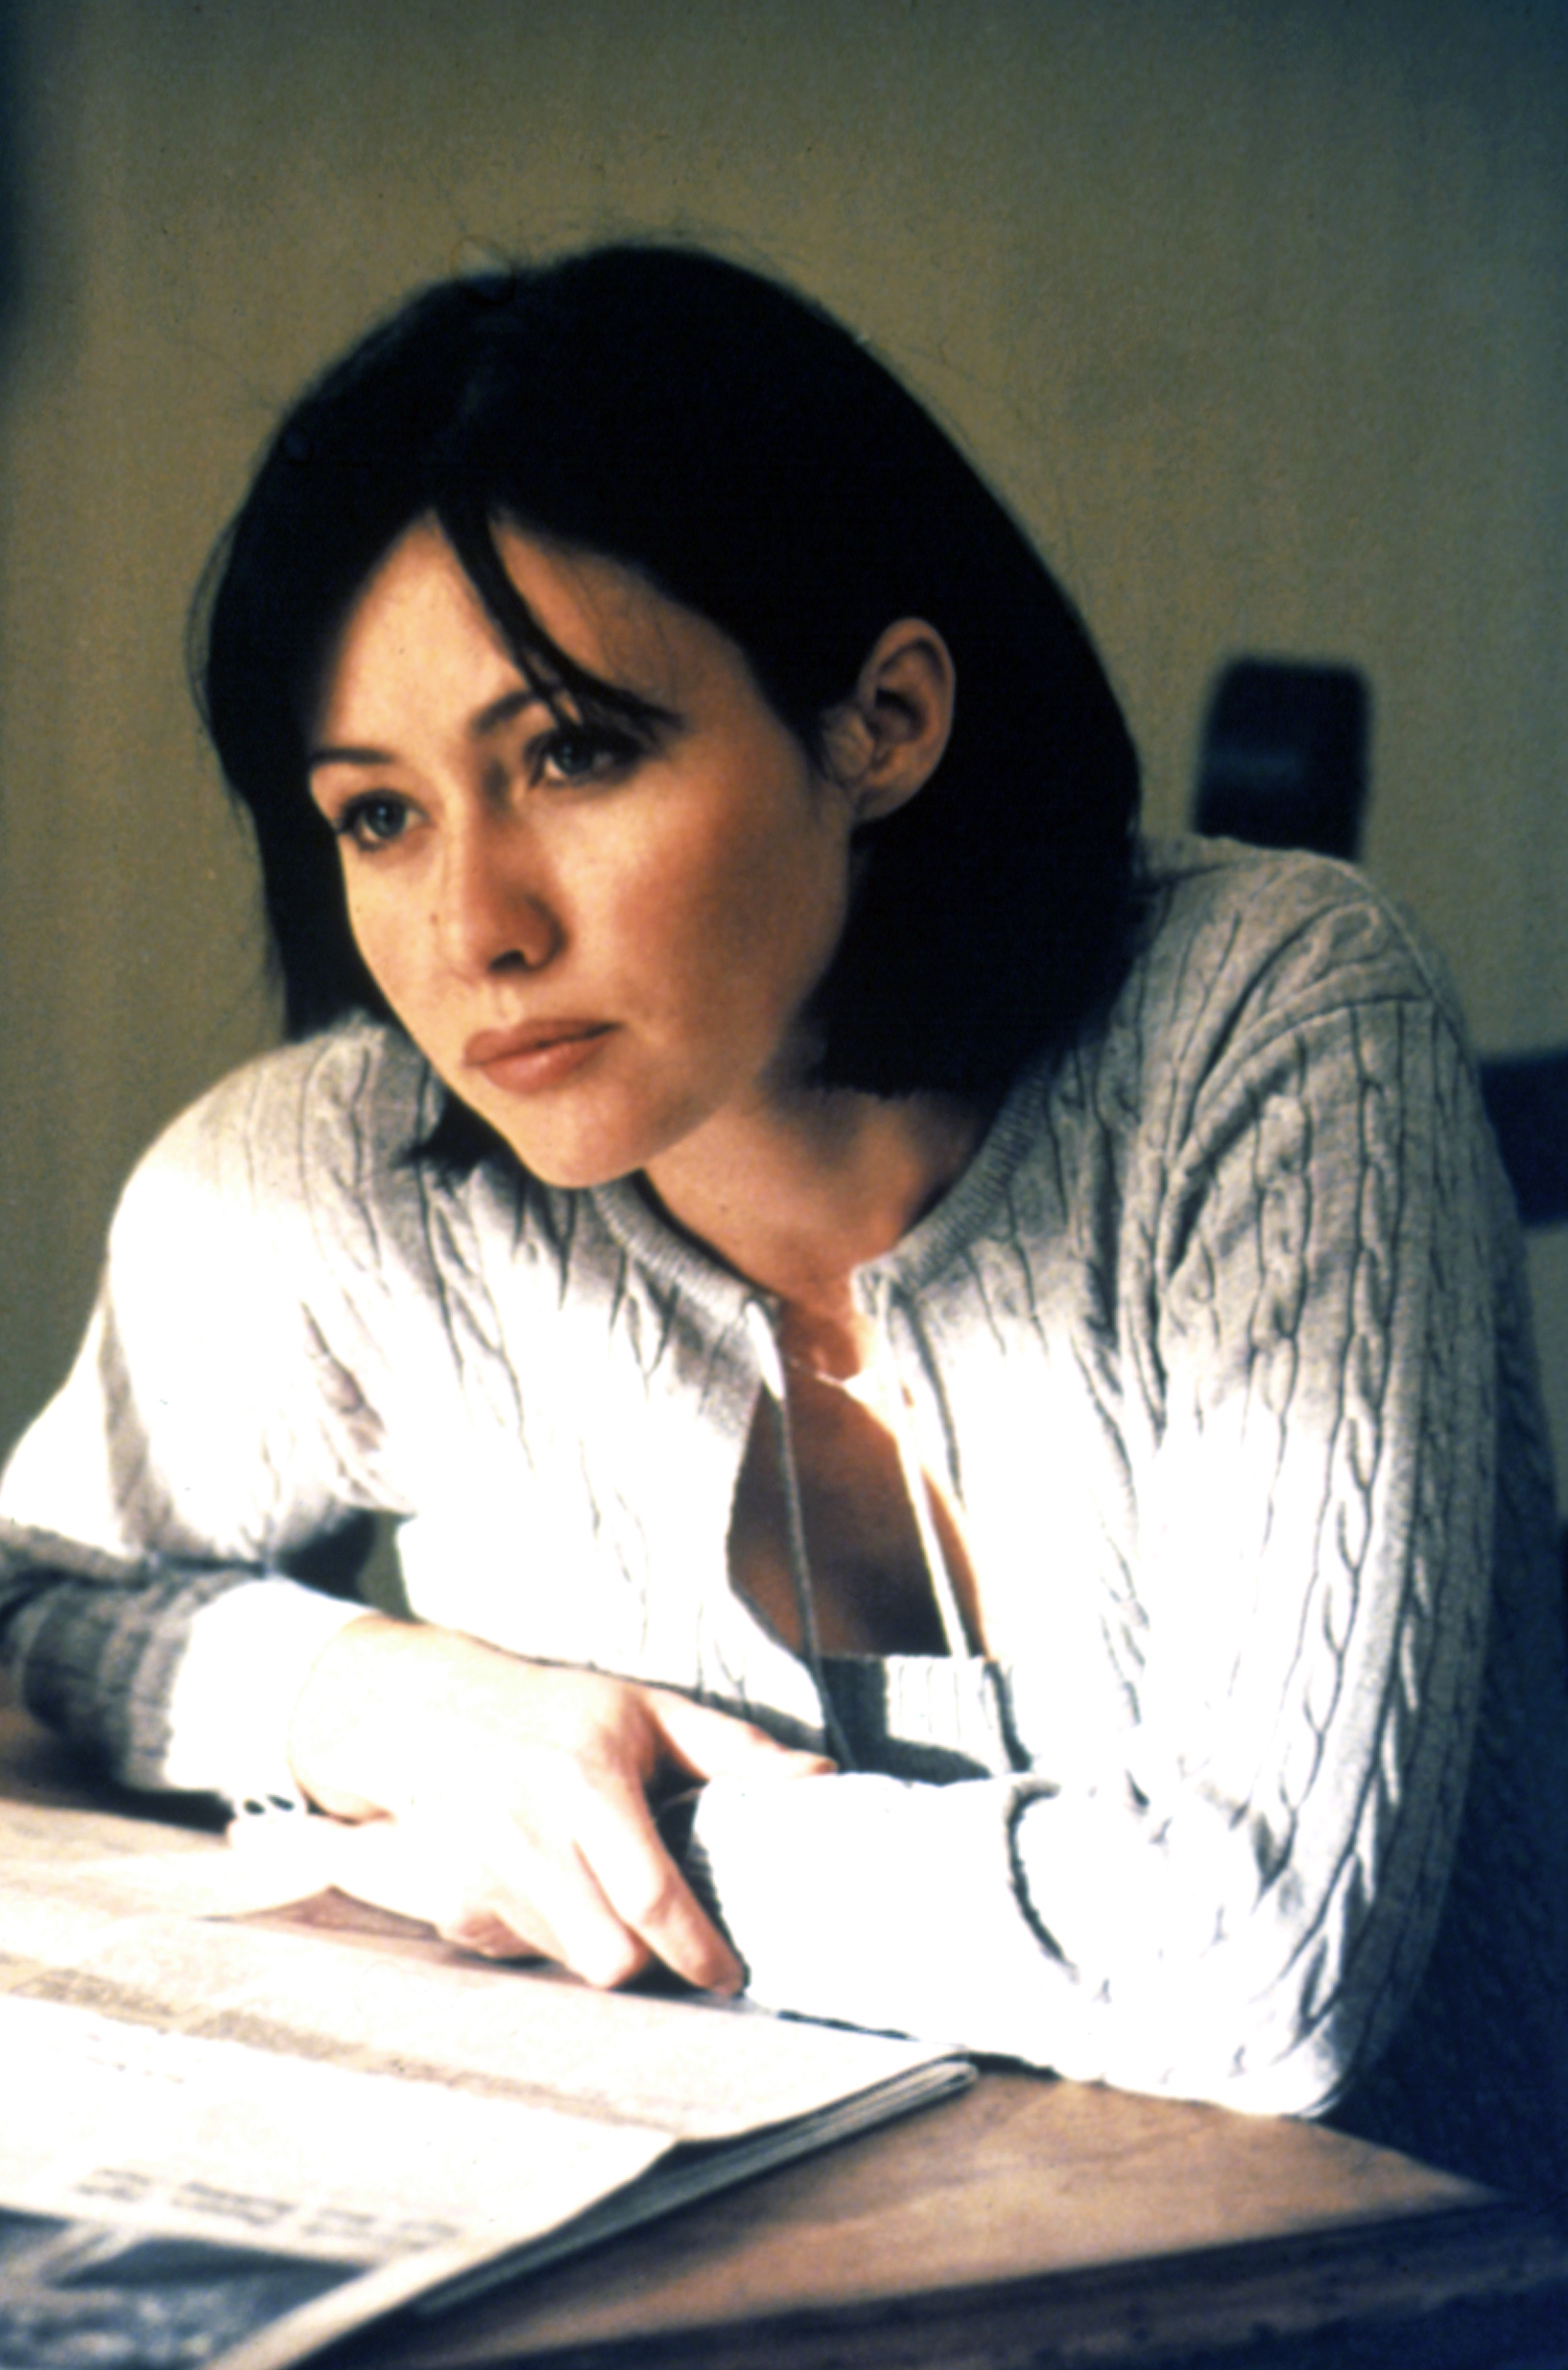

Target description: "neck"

left=640, top=1086, right=981, bottom=1324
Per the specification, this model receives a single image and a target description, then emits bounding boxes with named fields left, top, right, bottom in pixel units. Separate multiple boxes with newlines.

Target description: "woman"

left=2, top=246, right=1564, bottom=2202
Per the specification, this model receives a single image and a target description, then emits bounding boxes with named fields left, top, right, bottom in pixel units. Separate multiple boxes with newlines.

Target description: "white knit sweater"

left=3, top=838, right=1565, bottom=2195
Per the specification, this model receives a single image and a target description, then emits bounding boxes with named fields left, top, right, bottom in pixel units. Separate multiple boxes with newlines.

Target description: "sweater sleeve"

left=685, top=975, right=1503, bottom=2119
left=0, top=1059, right=382, bottom=1801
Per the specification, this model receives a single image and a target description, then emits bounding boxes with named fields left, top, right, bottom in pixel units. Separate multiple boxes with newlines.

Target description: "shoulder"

left=107, top=1024, right=603, bottom=1340
left=132, top=1020, right=430, bottom=1193
left=1101, top=836, right=1476, bottom=1114
left=986, top=836, right=1491, bottom=1251
left=1131, top=834, right=1469, bottom=1047
left=111, top=1020, right=439, bottom=1278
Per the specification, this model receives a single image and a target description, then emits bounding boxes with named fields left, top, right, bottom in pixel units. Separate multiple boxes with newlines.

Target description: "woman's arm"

left=678, top=985, right=1509, bottom=2116
left=0, top=1046, right=395, bottom=1798
left=0, top=1049, right=829, bottom=1996
left=0, top=1053, right=826, bottom=1990
left=0, top=1509, right=373, bottom=1803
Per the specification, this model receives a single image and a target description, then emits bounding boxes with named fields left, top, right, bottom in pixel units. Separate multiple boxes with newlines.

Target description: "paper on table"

left=0, top=1791, right=974, bottom=2369
left=0, top=1988, right=671, bottom=2370
left=7, top=1875, right=958, bottom=2140
left=0, top=1991, right=670, bottom=2261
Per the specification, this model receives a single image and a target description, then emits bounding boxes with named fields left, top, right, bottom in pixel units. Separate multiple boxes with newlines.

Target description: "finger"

left=226, top=1809, right=366, bottom=1908
left=573, top=1771, right=743, bottom=1994
left=438, top=1906, right=550, bottom=1963
left=309, top=1814, right=550, bottom=1967
left=493, top=1847, right=655, bottom=1991
left=350, top=1809, right=636, bottom=1979
left=431, top=1787, right=653, bottom=1991
left=321, top=1814, right=493, bottom=1931
left=324, top=1808, right=634, bottom=1978
left=647, top=1690, right=837, bottom=1783
left=316, top=1793, right=654, bottom=1989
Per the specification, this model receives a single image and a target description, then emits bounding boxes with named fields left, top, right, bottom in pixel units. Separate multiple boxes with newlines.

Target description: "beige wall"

left=2, top=0, right=1565, bottom=1477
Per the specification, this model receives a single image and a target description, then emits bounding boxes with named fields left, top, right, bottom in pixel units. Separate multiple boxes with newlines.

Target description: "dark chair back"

left=1195, top=658, right=1371, bottom=861
left=1479, top=1051, right=1568, bottom=1230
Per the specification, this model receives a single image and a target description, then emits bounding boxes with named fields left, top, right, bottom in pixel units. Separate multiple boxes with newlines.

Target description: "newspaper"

left=0, top=1791, right=973, bottom=2370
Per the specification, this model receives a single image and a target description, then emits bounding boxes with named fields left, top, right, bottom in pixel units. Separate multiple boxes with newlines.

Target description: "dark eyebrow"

left=307, top=680, right=679, bottom=777
left=468, top=685, right=550, bottom=740
left=307, top=687, right=552, bottom=774
left=306, top=743, right=394, bottom=774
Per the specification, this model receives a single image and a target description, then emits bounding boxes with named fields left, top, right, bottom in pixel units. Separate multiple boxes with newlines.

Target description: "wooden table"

left=335, top=2075, right=1568, bottom=2370
left=4, top=1691, right=1567, bottom=2370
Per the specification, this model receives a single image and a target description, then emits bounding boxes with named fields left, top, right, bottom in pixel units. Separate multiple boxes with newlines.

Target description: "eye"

left=535, top=723, right=643, bottom=787
left=333, top=793, right=413, bottom=850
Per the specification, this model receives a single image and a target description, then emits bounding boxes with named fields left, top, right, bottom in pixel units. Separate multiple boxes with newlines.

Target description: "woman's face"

left=308, top=520, right=859, bottom=1190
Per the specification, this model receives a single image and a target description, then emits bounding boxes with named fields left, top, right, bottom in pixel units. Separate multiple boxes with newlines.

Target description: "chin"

left=461, top=1072, right=716, bottom=1195
left=519, top=1150, right=641, bottom=1192
left=478, top=1128, right=628, bottom=1191
left=479, top=1111, right=670, bottom=1194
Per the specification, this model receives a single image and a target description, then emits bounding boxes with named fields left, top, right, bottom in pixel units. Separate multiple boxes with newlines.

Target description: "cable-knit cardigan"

left=3, top=837, right=1565, bottom=2200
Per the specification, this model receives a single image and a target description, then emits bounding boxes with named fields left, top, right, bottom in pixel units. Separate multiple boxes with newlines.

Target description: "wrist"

left=285, top=1608, right=410, bottom=1817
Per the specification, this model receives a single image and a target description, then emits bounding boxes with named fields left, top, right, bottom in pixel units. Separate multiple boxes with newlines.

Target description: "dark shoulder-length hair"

left=197, top=243, right=1140, bottom=1138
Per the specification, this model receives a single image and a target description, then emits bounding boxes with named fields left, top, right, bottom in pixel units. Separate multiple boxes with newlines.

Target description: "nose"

left=432, top=811, right=562, bottom=979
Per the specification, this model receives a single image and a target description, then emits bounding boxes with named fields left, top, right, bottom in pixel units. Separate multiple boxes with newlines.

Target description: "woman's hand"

left=281, top=1614, right=832, bottom=1990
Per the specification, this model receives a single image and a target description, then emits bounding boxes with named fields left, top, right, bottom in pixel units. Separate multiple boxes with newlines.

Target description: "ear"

left=822, top=619, right=955, bottom=824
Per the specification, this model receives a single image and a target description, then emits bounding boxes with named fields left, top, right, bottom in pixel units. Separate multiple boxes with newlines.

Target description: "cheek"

left=645, top=796, right=849, bottom=1006
left=342, top=878, right=386, bottom=975
left=343, top=875, right=421, bottom=1011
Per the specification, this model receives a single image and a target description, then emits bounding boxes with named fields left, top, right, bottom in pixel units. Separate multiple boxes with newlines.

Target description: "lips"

left=463, top=1019, right=613, bottom=1096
